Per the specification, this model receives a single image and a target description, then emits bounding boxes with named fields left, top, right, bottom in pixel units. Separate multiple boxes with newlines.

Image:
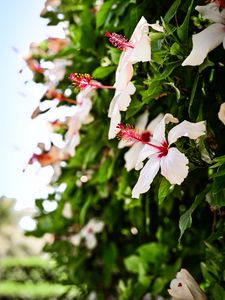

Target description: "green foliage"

left=25, top=0, right=225, bottom=298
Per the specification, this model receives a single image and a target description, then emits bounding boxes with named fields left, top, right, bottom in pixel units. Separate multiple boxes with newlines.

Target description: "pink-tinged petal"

left=146, top=113, right=164, bottom=133
left=176, top=269, right=207, bottom=300
left=218, top=102, right=225, bottom=125
left=182, top=23, right=225, bottom=66
left=124, top=142, right=144, bottom=171
left=152, top=113, right=179, bottom=143
left=168, top=120, right=206, bottom=144
left=168, top=279, right=194, bottom=300
left=196, top=3, right=224, bottom=23
left=108, top=103, right=121, bottom=139
left=132, top=155, right=160, bottom=198
left=160, top=148, right=189, bottom=185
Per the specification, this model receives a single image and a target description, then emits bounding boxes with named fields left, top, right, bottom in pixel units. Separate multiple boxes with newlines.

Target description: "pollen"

left=69, top=73, right=92, bottom=89
left=105, top=32, right=134, bottom=51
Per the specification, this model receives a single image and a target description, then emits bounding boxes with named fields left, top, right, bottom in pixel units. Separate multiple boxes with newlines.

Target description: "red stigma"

left=117, top=123, right=142, bottom=143
left=158, top=141, right=169, bottom=158
left=69, top=73, right=92, bottom=89
left=105, top=32, right=134, bottom=51
left=178, top=282, right=183, bottom=287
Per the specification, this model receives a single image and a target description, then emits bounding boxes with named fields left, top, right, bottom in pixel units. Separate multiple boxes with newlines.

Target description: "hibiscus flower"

left=70, top=219, right=104, bottom=250
left=168, top=268, right=207, bottom=300
left=117, top=114, right=206, bottom=198
left=118, top=111, right=164, bottom=171
left=182, top=1, right=225, bottom=66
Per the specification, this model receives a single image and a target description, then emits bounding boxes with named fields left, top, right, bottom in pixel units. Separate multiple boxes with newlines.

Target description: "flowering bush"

left=25, top=0, right=225, bottom=299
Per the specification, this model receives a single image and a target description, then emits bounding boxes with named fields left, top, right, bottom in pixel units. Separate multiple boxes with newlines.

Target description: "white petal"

left=114, top=63, right=134, bottom=90
left=70, top=234, right=81, bottom=246
left=92, top=219, right=104, bottom=233
left=196, top=3, right=225, bottom=23
left=146, top=113, right=164, bottom=134
left=182, top=23, right=225, bottom=66
left=160, top=148, right=189, bottom=185
left=128, top=34, right=151, bottom=64
left=108, top=104, right=121, bottom=139
left=135, top=144, right=158, bottom=169
left=168, top=279, right=194, bottom=300
left=176, top=269, right=207, bottom=300
left=148, top=22, right=164, bottom=32
left=85, top=234, right=97, bottom=250
left=132, top=155, right=160, bottom=198
left=124, top=142, right=144, bottom=171
left=168, top=120, right=206, bottom=144
left=218, top=102, right=225, bottom=125
left=152, top=113, right=178, bottom=143
left=136, top=110, right=149, bottom=131
left=118, top=139, right=134, bottom=149
left=117, top=85, right=135, bottom=111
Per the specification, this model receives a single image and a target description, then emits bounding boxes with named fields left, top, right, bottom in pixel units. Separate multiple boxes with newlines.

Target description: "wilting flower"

left=117, top=113, right=206, bottom=198
left=218, top=102, right=225, bottom=124
left=182, top=1, right=225, bottom=66
left=43, top=58, right=72, bottom=85
left=118, top=111, right=164, bottom=171
left=46, top=89, right=76, bottom=105
left=24, top=54, right=44, bottom=74
left=168, top=268, right=207, bottom=300
left=64, top=87, right=95, bottom=156
left=69, top=73, right=114, bottom=90
left=62, top=202, right=73, bottom=219
left=28, top=145, right=70, bottom=167
left=47, top=37, right=69, bottom=55
left=41, top=0, right=61, bottom=16
left=70, top=219, right=104, bottom=250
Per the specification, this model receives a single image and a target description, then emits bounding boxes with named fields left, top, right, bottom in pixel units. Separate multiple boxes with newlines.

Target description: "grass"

left=0, top=281, right=81, bottom=298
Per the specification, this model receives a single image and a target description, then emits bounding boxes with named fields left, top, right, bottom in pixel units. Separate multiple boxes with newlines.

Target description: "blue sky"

left=0, top=1, right=64, bottom=210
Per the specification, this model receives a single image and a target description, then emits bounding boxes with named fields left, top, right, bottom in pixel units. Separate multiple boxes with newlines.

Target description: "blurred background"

left=0, top=1, right=72, bottom=298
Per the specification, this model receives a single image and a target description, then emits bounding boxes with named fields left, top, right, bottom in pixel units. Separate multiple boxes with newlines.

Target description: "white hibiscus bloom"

left=131, top=114, right=206, bottom=198
left=182, top=2, right=225, bottom=66
left=118, top=111, right=164, bottom=171
left=168, top=268, right=207, bottom=300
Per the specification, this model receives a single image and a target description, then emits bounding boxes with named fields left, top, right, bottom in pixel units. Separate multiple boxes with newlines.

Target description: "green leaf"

left=137, top=243, right=168, bottom=265
left=124, top=255, right=148, bottom=276
left=212, top=284, right=225, bottom=300
left=164, top=0, right=181, bottom=22
left=177, top=0, right=194, bottom=41
left=96, top=0, right=114, bottom=28
left=92, top=66, right=116, bottom=79
left=158, top=178, right=174, bottom=205
left=179, top=186, right=210, bottom=242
